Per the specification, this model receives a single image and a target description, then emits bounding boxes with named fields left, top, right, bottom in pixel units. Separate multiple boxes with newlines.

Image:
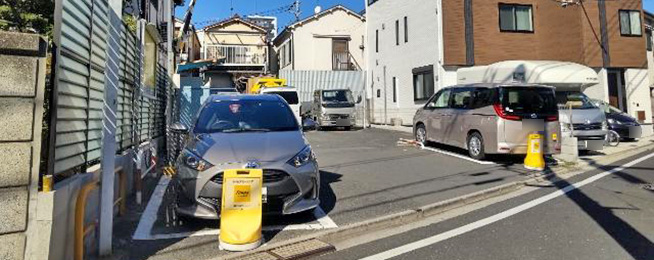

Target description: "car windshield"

left=194, top=100, right=299, bottom=133
left=322, top=90, right=354, bottom=103
left=499, top=87, right=558, bottom=115
left=593, top=99, right=623, bottom=114
left=556, top=91, right=597, bottom=109
left=265, top=91, right=299, bottom=105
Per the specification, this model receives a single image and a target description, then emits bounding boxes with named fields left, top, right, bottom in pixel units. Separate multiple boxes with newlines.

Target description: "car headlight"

left=608, top=118, right=622, bottom=125
left=287, top=146, right=316, bottom=168
left=321, top=114, right=330, bottom=120
left=601, top=121, right=608, bottom=130
left=181, top=150, right=214, bottom=172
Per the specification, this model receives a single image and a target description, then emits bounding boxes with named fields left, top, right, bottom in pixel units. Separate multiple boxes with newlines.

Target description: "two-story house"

left=174, top=18, right=202, bottom=65
left=198, top=15, right=269, bottom=88
left=367, top=0, right=652, bottom=136
left=273, top=5, right=366, bottom=72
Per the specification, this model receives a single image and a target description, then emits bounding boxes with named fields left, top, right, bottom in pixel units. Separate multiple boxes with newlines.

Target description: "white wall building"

left=365, top=0, right=452, bottom=125
left=273, top=5, right=366, bottom=72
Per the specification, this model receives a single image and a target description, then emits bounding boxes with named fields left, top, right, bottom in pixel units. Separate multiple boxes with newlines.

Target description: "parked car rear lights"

left=492, top=103, right=521, bottom=121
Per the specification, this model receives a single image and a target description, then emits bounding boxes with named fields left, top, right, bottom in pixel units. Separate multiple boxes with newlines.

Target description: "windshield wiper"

left=222, top=128, right=271, bottom=133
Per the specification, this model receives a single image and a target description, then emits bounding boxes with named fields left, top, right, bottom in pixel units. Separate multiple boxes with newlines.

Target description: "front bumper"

left=174, top=161, right=320, bottom=220
left=319, top=115, right=355, bottom=127
left=610, top=124, right=642, bottom=139
left=570, top=129, right=607, bottom=140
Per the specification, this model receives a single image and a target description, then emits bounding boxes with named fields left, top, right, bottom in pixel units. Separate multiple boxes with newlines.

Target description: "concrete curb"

left=221, top=140, right=654, bottom=260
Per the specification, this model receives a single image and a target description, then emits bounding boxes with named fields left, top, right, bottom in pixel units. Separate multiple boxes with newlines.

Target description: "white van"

left=260, top=87, right=301, bottom=123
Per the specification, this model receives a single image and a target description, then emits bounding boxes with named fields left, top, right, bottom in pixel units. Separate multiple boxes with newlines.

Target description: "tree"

left=0, top=0, right=54, bottom=38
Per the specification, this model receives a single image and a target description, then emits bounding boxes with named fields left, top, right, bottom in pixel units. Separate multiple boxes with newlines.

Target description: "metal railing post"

left=74, top=180, right=99, bottom=260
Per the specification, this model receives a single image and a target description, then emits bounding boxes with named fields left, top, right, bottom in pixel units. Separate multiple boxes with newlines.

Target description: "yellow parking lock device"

left=524, top=132, right=546, bottom=171
left=219, top=168, right=263, bottom=251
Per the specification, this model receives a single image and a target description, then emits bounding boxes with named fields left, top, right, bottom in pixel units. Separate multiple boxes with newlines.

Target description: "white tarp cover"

left=457, top=60, right=599, bottom=87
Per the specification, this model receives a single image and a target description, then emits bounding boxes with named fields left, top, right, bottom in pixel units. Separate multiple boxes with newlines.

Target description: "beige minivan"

left=413, top=83, right=561, bottom=160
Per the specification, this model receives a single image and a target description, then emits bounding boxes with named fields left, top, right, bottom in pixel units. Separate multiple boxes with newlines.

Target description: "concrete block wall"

left=0, top=31, right=47, bottom=260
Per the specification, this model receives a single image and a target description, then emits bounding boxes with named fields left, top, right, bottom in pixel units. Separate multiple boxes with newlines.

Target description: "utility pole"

left=99, top=0, right=122, bottom=255
left=294, top=0, right=301, bottom=21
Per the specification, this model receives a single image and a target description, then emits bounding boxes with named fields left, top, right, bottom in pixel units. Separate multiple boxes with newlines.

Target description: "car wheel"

left=415, top=124, right=426, bottom=144
left=467, top=132, right=485, bottom=160
left=314, top=117, right=322, bottom=131
left=344, top=126, right=352, bottom=131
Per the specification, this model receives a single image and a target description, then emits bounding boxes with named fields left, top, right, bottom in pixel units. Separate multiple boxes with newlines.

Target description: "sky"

left=176, top=0, right=365, bottom=30
left=646, top=1, right=654, bottom=13
left=178, top=0, right=654, bottom=30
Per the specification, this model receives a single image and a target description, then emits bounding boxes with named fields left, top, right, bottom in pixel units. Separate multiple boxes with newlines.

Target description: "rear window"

left=265, top=91, right=299, bottom=105
left=500, top=87, right=558, bottom=115
left=194, top=100, right=298, bottom=133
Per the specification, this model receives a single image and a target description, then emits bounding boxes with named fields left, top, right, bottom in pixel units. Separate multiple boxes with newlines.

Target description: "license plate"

left=262, top=187, right=267, bottom=204
left=336, top=119, right=350, bottom=125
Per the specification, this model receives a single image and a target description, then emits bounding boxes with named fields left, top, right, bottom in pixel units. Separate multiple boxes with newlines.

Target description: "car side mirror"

left=356, top=95, right=362, bottom=104
left=303, top=118, right=317, bottom=131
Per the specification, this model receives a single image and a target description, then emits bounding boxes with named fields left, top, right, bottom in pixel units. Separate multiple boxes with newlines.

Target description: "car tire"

left=344, top=126, right=352, bottom=131
left=467, top=132, right=485, bottom=160
left=314, top=117, right=322, bottom=131
left=415, top=124, right=427, bottom=144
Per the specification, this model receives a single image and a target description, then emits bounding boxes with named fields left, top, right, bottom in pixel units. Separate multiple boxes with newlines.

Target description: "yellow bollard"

left=524, top=132, right=546, bottom=171
left=219, top=169, right=263, bottom=251
left=42, top=175, right=53, bottom=192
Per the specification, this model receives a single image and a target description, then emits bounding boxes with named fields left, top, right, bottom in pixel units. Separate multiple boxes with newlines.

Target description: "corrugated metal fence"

left=279, top=70, right=367, bottom=126
left=52, top=0, right=111, bottom=175
left=50, top=0, right=167, bottom=177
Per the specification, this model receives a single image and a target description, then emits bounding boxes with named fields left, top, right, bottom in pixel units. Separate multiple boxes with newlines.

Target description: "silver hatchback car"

left=174, top=94, right=320, bottom=219
left=413, top=83, right=561, bottom=160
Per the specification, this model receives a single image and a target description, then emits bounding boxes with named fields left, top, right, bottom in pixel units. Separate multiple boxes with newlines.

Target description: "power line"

left=194, top=1, right=299, bottom=28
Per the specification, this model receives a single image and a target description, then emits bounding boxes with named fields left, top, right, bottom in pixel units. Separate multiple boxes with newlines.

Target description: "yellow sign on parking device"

left=219, top=169, right=263, bottom=251
left=524, top=133, right=545, bottom=171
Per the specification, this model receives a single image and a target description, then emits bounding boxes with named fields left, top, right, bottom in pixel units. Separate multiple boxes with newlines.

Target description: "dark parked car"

left=593, top=99, right=642, bottom=140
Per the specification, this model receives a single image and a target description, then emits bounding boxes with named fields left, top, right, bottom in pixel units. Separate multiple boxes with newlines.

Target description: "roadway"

left=317, top=150, right=654, bottom=260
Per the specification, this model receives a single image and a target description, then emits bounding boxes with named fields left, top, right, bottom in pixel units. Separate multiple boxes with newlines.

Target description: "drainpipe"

left=291, top=31, right=296, bottom=70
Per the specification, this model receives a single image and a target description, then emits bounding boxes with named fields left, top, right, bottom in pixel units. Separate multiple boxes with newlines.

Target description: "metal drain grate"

left=269, top=239, right=335, bottom=259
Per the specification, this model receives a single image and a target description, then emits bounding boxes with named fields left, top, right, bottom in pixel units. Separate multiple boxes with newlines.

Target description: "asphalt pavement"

left=317, top=150, right=654, bottom=260
left=110, top=127, right=535, bottom=259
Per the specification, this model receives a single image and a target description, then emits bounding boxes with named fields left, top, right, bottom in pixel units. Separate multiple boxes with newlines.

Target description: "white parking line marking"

left=420, top=144, right=496, bottom=165
left=132, top=176, right=338, bottom=240
left=360, top=152, right=654, bottom=260
left=133, top=176, right=170, bottom=240
left=315, top=206, right=339, bottom=229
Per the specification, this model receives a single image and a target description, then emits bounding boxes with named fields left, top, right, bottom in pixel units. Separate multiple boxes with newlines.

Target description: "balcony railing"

left=205, top=45, right=267, bottom=65
left=333, top=52, right=359, bottom=71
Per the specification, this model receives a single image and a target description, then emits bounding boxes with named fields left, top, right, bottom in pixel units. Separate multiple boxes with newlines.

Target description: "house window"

left=395, top=20, right=399, bottom=46
left=647, top=29, right=652, bottom=51
left=392, top=77, right=397, bottom=103
left=404, top=16, right=408, bottom=43
left=499, top=4, right=533, bottom=32
left=413, top=66, right=435, bottom=101
left=375, top=29, right=379, bottom=53
left=620, top=10, right=642, bottom=36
